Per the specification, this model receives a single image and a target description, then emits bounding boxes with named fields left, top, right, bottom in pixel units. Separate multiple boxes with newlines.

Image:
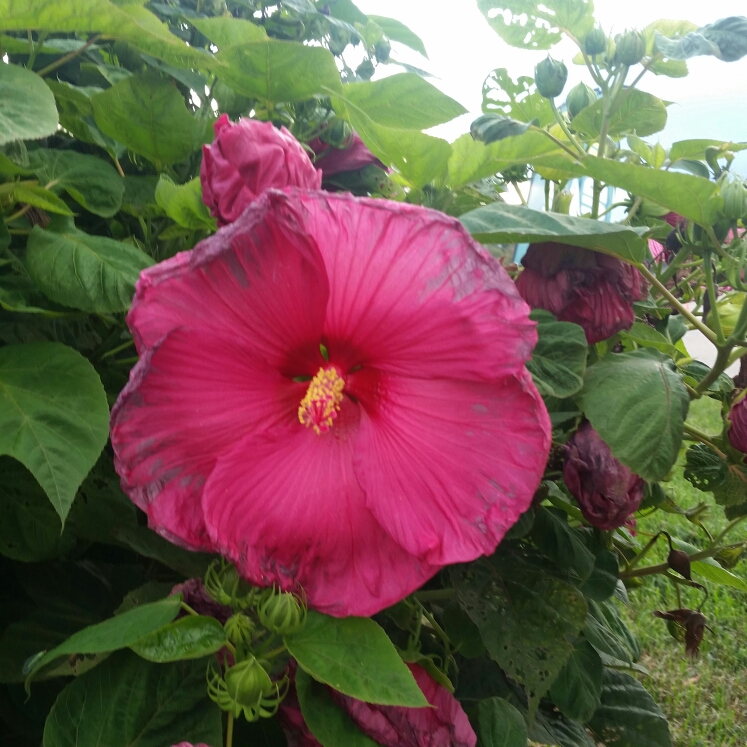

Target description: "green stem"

left=726, top=345, right=747, bottom=368
left=713, top=516, right=747, bottom=546
left=36, top=34, right=101, bottom=77
left=413, top=589, right=455, bottom=603
left=510, top=181, right=527, bottom=206
left=226, top=714, right=234, bottom=747
left=637, top=264, right=719, bottom=343
left=694, top=345, right=732, bottom=395
left=683, top=423, right=726, bottom=458
left=620, top=546, right=720, bottom=579
left=702, top=249, right=725, bottom=343
left=622, top=196, right=643, bottom=224
left=26, top=30, right=48, bottom=71
left=530, top=126, right=583, bottom=161
left=549, top=99, right=585, bottom=157
left=625, top=532, right=664, bottom=572
left=100, top=339, right=135, bottom=360
left=658, top=245, right=691, bottom=284
left=262, top=644, right=288, bottom=660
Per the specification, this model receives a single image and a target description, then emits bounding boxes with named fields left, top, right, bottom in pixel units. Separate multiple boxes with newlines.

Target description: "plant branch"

left=683, top=423, right=727, bottom=458
left=549, top=99, right=586, bottom=157
left=413, top=589, right=455, bottom=603
left=36, top=34, right=101, bottom=78
left=694, top=345, right=733, bottom=395
left=530, top=126, right=583, bottom=160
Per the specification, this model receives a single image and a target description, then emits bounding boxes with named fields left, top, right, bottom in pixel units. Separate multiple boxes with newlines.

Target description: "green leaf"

left=531, top=506, right=595, bottom=583
left=549, top=639, right=602, bottom=723
left=476, top=697, right=528, bottom=747
left=26, top=216, right=154, bottom=313
left=684, top=443, right=727, bottom=492
left=470, top=114, right=534, bottom=145
left=28, top=149, right=124, bottom=218
left=583, top=606, right=632, bottom=664
left=476, top=0, right=594, bottom=50
left=367, top=15, right=427, bottom=57
left=571, top=90, right=668, bottom=139
left=460, top=202, right=648, bottom=263
left=11, top=184, right=74, bottom=216
left=527, top=309, right=587, bottom=398
left=28, top=597, right=182, bottom=680
left=155, top=175, right=216, bottom=231
left=130, top=615, right=227, bottom=663
left=442, top=602, right=486, bottom=658
left=91, top=71, right=207, bottom=167
left=0, top=456, right=75, bottom=561
left=482, top=68, right=553, bottom=126
left=452, top=551, right=587, bottom=718
left=0, top=342, right=109, bottom=523
left=218, top=40, right=341, bottom=103
left=654, top=16, right=747, bottom=63
left=295, top=667, right=379, bottom=747
left=620, top=321, right=680, bottom=358
left=284, top=611, right=427, bottom=707
left=577, top=349, right=689, bottom=481
left=669, top=139, right=747, bottom=163
left=589, top=669, right=671, bottom=747
left=577, top=530, right=619, bottom=603
left=190, top=16, right=267, bottom=48
left=671, top=538, right=747, bottom=592
left=0, top=63, right=58, bottom=145
left=42, top=650, right=222, bottom=747
left=341, top=74, right=465, bottom=130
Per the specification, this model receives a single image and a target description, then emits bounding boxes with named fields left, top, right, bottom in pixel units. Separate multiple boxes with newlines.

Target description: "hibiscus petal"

left=351, top=369, right=550, bottom=565
left=127, top=195, right=329, bottom=376
left=111, top=328, right=302, bottom=549
left=287, top=190, right=536, bottom=379
left=201, top=400, right=439, bottom=617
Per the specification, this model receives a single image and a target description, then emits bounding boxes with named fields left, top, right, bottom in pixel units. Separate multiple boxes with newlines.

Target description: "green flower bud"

left=720, top=175, right=747, bottom=221
left=614, top=30, right=645, bottom=66
left=225, top=613, right=255, bottom=646
left=224, top=657, right=274, bottom=708
left=321, top=117, right=354, bottom=148
left=584, top=27, right=607, bottom=56
left=534, top=56, right=568, bottom=99
left=604, top=36, right=617, bottom=65
left=707, top=291, right=746, bottom=337
left=551, top=190, right=573, bottom=215
left=356, top=59, right=375, bottom=80
left=257, top=588, right=307, bottom=635
left=566, top=82, right=597, bottom=119
left=374, top=38, right=391, bottom=62
left=204, top=560, right=256, bottom=609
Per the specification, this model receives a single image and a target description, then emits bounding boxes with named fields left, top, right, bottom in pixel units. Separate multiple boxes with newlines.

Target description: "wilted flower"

left=279, top=661, right=477, bottom=747
left=654, top=608, right=709, bottom=657
left=200, top=114, right=321, bottom=226
left=727, top=394, right=747, bottom=454
left=111, top=189, right=551, bottom=617
left=564, top=421, right=645, bottom=530
left=516, top=242, right=647, bottom=344
left=309, top=132, right=385, bottom=178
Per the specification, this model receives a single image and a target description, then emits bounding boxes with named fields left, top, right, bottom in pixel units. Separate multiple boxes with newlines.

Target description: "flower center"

left=298, top=367, right=345, bottom=434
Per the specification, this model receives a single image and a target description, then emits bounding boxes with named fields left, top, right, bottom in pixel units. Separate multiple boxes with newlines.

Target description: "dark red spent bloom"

left=200, top=114, right=321, bottom=226
left=564, top=421, right=645, bottom=530
left=309, top=132, right=386, bottom=178
left=654, top=608, right=708, bottom=657
left=727, top=395, right=747, bottom=455
left=279, top=662, right=476, bottom=747
left=516, top=242, right=647, bottom=344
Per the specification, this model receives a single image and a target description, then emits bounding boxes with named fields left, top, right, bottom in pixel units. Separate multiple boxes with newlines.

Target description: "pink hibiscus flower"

left=279, top=662, right=476, bottom=747
left=111, top=189, right=550, bottom=616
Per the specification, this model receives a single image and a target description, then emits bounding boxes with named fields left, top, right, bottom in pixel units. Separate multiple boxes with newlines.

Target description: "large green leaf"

left=577, top=530, right=619, bottom=603
left=91, top=72, right=206, bottom=167
left=26, top=216, right=154, bottom=313
left=571, top=90, right=668, bottom=139
left=295, top=667, right=379, bottom=747
left=452, top=551, right=587, bottom=718
left=476, top=697, right=528, bottom=747
left=588, top=669, right=671, bottom=747
left=155, top=175, right=216, bottom=231
left=549, top=639, right=602, bottom=723
left=531, top=506, right=596, bottom=583
left=527, top=310, right=587, bottom=398
left=218, top=40, right=341, bottom=103
left=368, top=15, right=428, bottom=57
left=28, top=149, right=124, bottom=218
left=42, top=651, right=222, bottom=747
left=482, top=68, right=553, bottom=126
left=577, top=349, right=689, bottom=481
left=0, top=456, right=75, bottom=561
left=460, top=202, right=649, bottom=263
left=190, top=16, right=267, bottom=48
left=0, top=342, right=109, bottom=523
left=0, top=63, right=58, bottom=145
left=28, top=596, right=182, bottom=679
left=340, top=74, right=465, bottom=130
left=477, top=0, right=594, bottom=50
left=284, top=611, right=427, bottom=707
left=130, top=616, right=227, bottom=663
left=11, top=184, right=74, bottom=216
left=669, top=138, right=747, bottom=163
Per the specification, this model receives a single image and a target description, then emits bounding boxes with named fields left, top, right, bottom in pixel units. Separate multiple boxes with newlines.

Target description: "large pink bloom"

left=201, top=114, right=321, bottom=226
left=111, top=189, right=550, bottom=616
left=279, top=662, right=476, bottom=747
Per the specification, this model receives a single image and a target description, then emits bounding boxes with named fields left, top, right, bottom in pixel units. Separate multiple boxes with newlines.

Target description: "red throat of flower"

left=298, top=367, right=345, bottom=434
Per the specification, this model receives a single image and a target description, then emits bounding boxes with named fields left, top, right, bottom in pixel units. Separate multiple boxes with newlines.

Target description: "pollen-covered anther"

left=298, top=367, right=345, bottom=434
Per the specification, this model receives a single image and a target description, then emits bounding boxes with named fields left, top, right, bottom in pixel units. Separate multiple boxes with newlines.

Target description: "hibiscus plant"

left=2, top=1, right=747, bottom=746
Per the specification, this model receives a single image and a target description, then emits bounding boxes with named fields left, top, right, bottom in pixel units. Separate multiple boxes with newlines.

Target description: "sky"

left=355, top=0, right=747, bottom=149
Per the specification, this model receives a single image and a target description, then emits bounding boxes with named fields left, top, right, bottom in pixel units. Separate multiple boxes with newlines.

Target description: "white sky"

left=355, top=0, right=747, bottom=149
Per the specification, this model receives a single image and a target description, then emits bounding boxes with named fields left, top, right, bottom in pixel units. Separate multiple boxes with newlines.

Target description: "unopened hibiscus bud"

left=534, top=56, right=568, bottom=99
left=728, top=394, right=747, bottom=454
left=225, top=613, right=255, bottom=645
left=356, top=58, right=375, bottom=80
left=204, top=560, right=256, bottom=609
left=200, top=114, right=321, bottom=226
left=584, top=27, right=607, bottom=56
left=667, top=548, right=692, bottom=580
left=374, top=38, right=391, bottom=62
left=171, top=578, right=231, bottom=624
left=258, top=588, right=307, bottom=635
left=720, top=175, right=747, bottom=221
left=321, top=117, right=354, bottom=148
left=515, top=242, right=647, bottom=343
left=224, top=657, right=274, bottom=706
left=614, top=30, right=645, bottom=65
left=566, top=82, right=597, bottom=118
left=552, top=189, right=574, bottom=214
left=707, top=291, right=746, bottom=337
left=563, top=422, right=645, bottom=530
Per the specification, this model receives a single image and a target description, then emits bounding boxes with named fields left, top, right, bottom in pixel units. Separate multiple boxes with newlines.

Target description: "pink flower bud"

left=200, top=114, right=321, bottom=226
left=728, top=395, right=747, bottom=455
left=563, top=422, right=644, bottom=530
left=309, top=132, right=386, bottom=178
left=516, top=242, right=646, bottom=344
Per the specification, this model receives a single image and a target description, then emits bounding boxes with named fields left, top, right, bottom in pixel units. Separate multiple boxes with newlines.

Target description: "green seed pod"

left=584, top=27, right=607, bottom=56
left=374, top=38, right=391, bottom=63
left=534, top=56, right=568, bottom=99
left=356, top=59, right=375, bottom=80
left=720, top=175, right=747, bottom=221
left=224, top=657, right=274, bottom=709
left=614, top=30, right=645, bottom=66
left=224, top=613, right=255, bottom=646
left=257, top=588, right=307, bottom=635
left=566, top=82, right=597, bottom=118
left=707, top=291, right=746, bottom=337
